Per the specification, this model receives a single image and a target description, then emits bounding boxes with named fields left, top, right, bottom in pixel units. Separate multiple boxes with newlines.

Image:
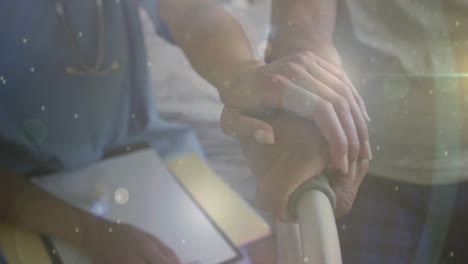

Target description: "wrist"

left=218, top=59, right=265, bottom=104
left=268, top=38, right=342, bottom=66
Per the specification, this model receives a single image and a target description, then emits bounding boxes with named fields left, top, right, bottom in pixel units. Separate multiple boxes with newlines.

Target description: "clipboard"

left=1, top=149, right=270, bottom=263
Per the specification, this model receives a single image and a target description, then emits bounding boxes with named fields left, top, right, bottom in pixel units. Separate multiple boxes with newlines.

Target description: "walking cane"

left=286, top=174, right=342, bottom=264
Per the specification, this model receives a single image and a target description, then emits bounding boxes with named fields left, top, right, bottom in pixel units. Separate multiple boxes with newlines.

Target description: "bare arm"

left=268, top=0, right=341, bottom=65
left=158, top=0, right=258, bottom=93
left=0, top=168, right=94, bottom=250
left=159, top=0, right=372, bottom=173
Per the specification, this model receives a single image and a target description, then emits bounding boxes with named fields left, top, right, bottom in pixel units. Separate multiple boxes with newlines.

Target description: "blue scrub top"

left=0, top=0, right=202, bottom=175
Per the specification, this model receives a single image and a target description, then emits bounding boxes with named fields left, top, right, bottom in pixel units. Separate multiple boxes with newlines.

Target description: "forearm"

left=269, top=0, right=341, bottom=65
left=158, top=0, right=260, bottom=95
left=0, top=167, right=100, bottom=250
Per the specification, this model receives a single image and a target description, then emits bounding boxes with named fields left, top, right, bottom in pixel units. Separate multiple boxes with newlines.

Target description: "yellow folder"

left=166, top=153, right=270, bottom=247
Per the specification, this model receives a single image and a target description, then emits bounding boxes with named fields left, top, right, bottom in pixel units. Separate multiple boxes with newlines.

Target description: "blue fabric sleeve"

left=139, top=0, right=176, bottom=44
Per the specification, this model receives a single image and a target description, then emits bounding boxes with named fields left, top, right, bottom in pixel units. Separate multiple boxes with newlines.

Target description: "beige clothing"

left=334, top=0, right=468, bottom=184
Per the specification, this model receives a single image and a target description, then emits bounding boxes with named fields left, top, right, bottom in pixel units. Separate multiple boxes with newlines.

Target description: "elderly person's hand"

left=221, top=107, right=369, bottom=221
left=220, top=52, right=372, bottom=175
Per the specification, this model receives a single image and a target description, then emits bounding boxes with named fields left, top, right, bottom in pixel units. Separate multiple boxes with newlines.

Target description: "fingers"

left=220, top=107, right=275, bottom=144
left=312, top=54, right=371, bottom=122
left=223, top=50, right=372, bottom=173
left=259, top=76, right=349, bottom=174
left=331, top=158, right=369, bottom=218
left=302, top=58, right=372, bottom=162
left=291, top=67, right=361, bottom=167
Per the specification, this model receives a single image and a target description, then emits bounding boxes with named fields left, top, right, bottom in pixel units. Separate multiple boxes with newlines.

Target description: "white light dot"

left=131, top=114, right=135, bottom=119
left=288, top=21, right=292, bottom=26
left=224, top=81, right=230, bottom=87
left=108, top=227, right=113, bottom=232
left=444, top=151, right=449, bottom=156
left=116, top=0, right=120, bottom=3
left=394, top=185, right=399, bottom=191
left=147, top=61, right=152, bottom=67
left=116, top=219, right=121, bottom=224
left=450, top=251, right=454, bottom=257
left=114, top=187, right=130, bottom=205
left=52, top=249, right=56, bottom=254
left=126, top=146, right=131, bottom=151
left=75, top=228, right=80, bottom=233
left=74, top=114, right=79, bottom=119
left=304, top=257, right=309, bottom=262
left=456, top=21, right=460, bottom=27
left=41, top=105, right=45, bottom=111
left=181, top=239, right=186, bottom=244
left=22, top=38, right=28, bottom=44
left=376, top=145, right=381, bottom=151
left=429, top=89, right=433, bottom=95
left=341, top=224, right=346, bottom=230
left=78, top=32, right=83, bottom=37
left=30, top=67, right=35, bottom=72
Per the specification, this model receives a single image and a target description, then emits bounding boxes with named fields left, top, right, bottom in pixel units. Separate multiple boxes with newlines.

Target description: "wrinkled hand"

left=81, top=218, right=180, bottom=264
left=221, top=52, right=372, bottom=174
left=221, top=108, right=369, bottom=221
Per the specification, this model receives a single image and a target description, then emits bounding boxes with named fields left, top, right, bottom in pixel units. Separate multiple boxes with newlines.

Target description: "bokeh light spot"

left=90, top=199, right=109, bottom=217
left=114, top=187, right=130, bottom=205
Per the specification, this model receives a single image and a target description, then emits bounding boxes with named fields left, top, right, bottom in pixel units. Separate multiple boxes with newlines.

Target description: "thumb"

left=220, top=106, right=275, bottom=144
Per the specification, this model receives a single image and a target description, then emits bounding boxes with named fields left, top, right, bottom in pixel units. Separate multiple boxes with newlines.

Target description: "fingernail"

left=364, top=111, right=371, bottom=122
left=338, top=154, right=349, bottom=174
left=364, top=140, right=373, bottom=160
left=254, top=129, right=274, bottom=144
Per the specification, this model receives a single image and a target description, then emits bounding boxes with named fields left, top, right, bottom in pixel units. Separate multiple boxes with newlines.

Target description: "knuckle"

left=298, top=50, right=315, bottom=58
left=316, top=100, right=334, bottom=114
left=270, top=74, right=286, bottom=86
left=293, top=53, right=308, bottom=64
left=348, top=140, right=360, bottom=157
left=334, top=82, right=353, bottom=99
left=337, top=138, right=349, bottom=154
left=284, top=62, right=295, bottom=70
left=336, top=71, right=347, bottom=82
left=337, top=191, right=356, bottom=216
left=331, top=96, right=350, bottom=114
